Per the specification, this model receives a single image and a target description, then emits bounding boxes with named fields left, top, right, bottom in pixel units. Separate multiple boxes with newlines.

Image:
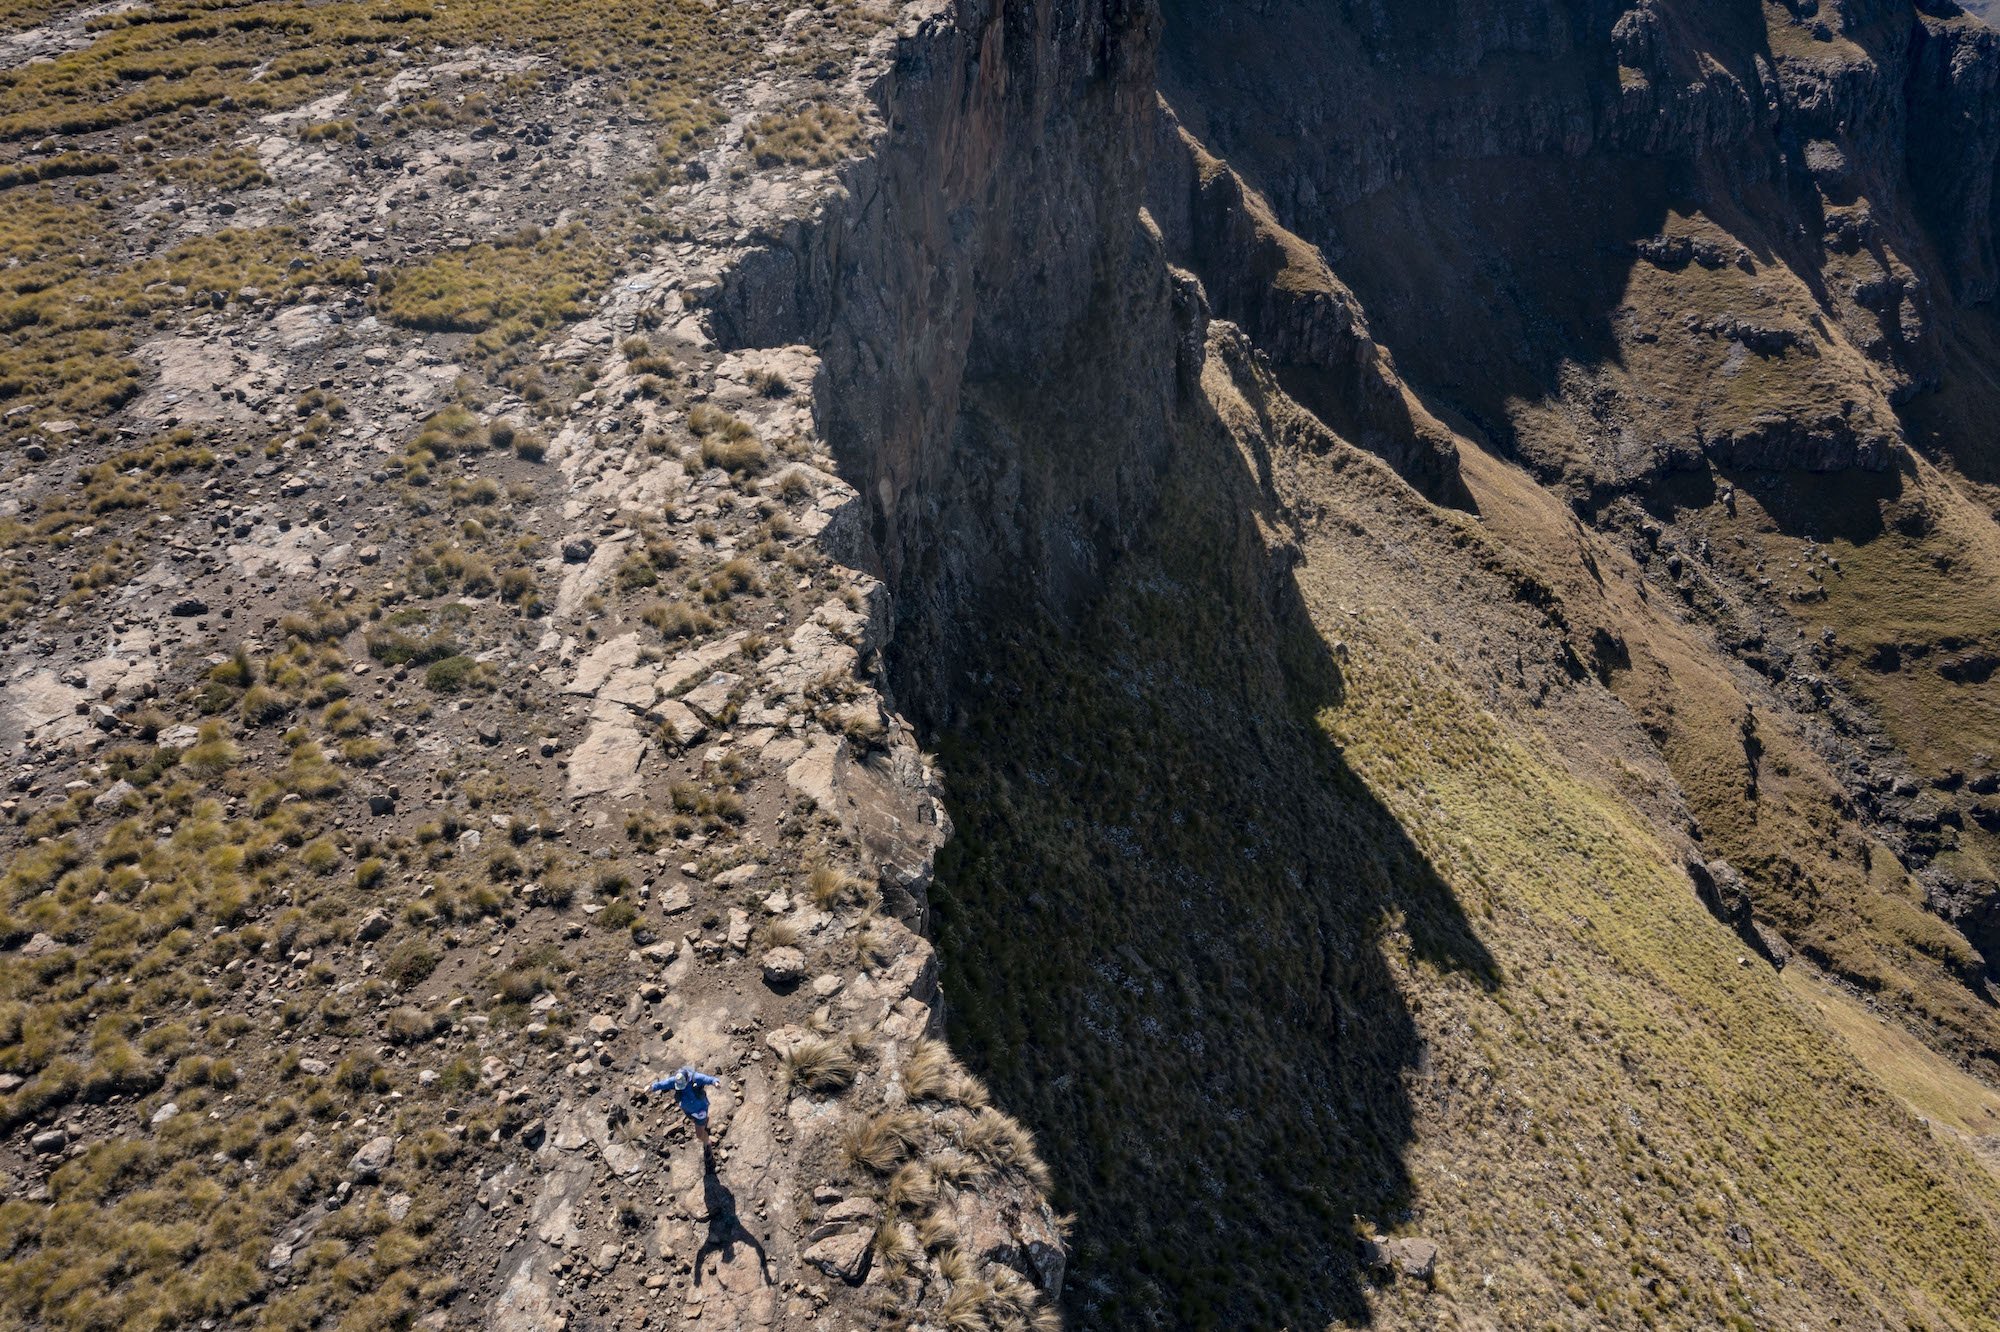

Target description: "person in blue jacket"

left=651, top=1065, right=720, bottom=1151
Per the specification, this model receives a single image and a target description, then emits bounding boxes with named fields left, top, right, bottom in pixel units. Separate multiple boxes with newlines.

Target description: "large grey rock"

left=349, top=1135, right=395, bottom=1180
left=1363, top=1235, right=1438, bottom=1281
left=760, top=946, right=806, bottom=987
left=802, top=1228, right=871, bottom=1283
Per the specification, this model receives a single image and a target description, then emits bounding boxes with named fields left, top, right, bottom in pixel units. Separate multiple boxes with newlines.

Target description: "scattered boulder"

left=761, top=946, right=807, bottom=987
left=656, top=700, right=706, bottom=747
left=350, top=1135, right=396, bottom=1181
left=354, top=909, right=392, bottom=943
left=169, top=597, right=210, bottom=617
left=29, top=1128, right=68, bottom=1155
left=808, top=1196, right=877, bottom=1241
left=681, top=671, right=741, bottom=721
left=1363, top=1235, right=1438, bottom=1281
left=561, top=537, right=596, bottom=564
left=803, top=1228, right=872, bottom=1283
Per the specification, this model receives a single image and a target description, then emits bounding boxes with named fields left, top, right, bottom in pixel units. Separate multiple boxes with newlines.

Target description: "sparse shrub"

left=643, top=600, right=714, bottom=639
left=385, top=1006, right=442, bottom=1044
left=699, top=433, right=767, bottom=476
left=903, top=1039, right=986, bottom=1107
left=384, top=940, right=438, bottom=990
left=424, top=655, right=486, bottom=693
left=807, top=864, right=865, bottom=909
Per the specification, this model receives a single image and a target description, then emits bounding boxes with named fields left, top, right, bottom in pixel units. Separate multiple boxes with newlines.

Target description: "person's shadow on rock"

left=691, top=1153, right=771, bottom=1289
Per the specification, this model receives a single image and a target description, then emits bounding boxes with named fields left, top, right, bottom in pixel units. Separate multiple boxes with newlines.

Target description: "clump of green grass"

left=376, top=225, right=610, bottom=358
left=423, top=655, right=488, bottom=694
left=742, top=103, right=864, bottom=169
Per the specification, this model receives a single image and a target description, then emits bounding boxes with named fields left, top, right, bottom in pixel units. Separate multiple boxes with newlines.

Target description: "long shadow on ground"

left=919, top=372, right=1496, bottom=1329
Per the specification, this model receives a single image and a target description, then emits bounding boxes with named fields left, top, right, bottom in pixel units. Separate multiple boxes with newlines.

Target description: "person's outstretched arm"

left=648, top=1078, right=675, bottom=1093
left=692, top=1071, right=719, bottom=1087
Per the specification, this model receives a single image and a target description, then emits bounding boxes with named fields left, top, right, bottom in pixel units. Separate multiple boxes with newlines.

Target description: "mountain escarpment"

left=744, top=0, right=2000, bottom=1326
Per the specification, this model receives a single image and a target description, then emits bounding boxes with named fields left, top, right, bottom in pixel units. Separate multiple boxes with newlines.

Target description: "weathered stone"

left=761, top=946, right=806, bottom=987
left=354, top=909, right=392, bottom=943
left=657, top=699, right=707, bottom=747
left=802, top=1229, right=871, bottom=1283
left=1363, top=1235, right=1438, bottom=1281
left=349, top=1135, right=395, bottom=1180
left=807, top=1196, right=877, bottom=1241
left=565, top=717, right=648, bottom=799
left=681, top=671, right=742, bottom=721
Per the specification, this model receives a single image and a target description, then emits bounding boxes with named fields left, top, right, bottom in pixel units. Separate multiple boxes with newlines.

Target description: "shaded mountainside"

left=1151, top=0, right=2000, bottom=1066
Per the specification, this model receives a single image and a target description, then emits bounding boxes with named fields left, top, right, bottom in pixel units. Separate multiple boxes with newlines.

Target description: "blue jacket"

left=651, top=1066, right=718, bottom=1121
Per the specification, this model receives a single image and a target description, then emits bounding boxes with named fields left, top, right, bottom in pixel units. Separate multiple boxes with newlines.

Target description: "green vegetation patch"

left=375, top=224, right=611, bottom=355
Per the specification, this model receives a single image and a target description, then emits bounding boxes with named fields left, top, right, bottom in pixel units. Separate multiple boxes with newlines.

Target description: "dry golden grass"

left=780, top=1034, right=857, bottom=1095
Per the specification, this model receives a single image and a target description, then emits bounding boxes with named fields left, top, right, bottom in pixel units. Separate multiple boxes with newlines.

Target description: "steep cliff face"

left=719, top=0, right=1179, bottom=726
left=1156, top=0, right=1975, bottom=487
left=709, top=0, right=2000, bottom=1327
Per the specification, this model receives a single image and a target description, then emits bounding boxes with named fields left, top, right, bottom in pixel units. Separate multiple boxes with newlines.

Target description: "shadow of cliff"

left=918, top=366, right=1496, bottom=1329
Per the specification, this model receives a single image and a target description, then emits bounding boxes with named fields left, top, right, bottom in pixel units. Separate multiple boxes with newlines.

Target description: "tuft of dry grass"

left=903, top=1038, right=989, bottom=1108
left=780, top=1035, right=857, bottom=1096
left=842, top=1109, right=925, bottom=1174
